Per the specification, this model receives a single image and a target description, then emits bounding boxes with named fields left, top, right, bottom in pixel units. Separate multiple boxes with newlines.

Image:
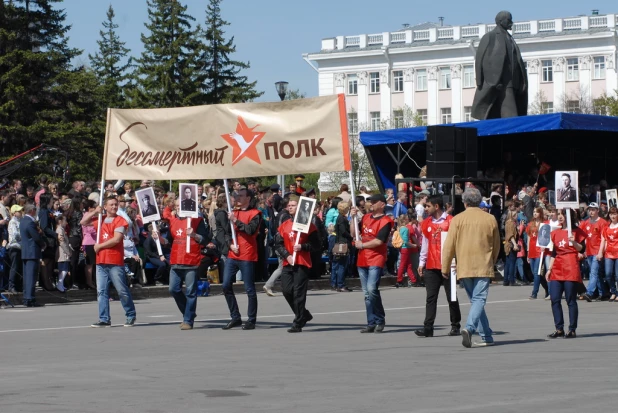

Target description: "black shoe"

left=222, top=319, right=242, bottom=330
left=461, top=329, right=472, bottom=348
left=547, top=330, right=565, bottom=338
left=299, top=312, right=313, bottom=328
left=360, top=325, right=376, bottom=333
left=414, top=328, right=433, bottom=337
left=581, top=293, right=592, bottom=302
left=91, top=321, right=111, bottom=328
left=242, top=322, right=255, bottom=330
left=375, top=324, right=385, bottom=333
left=448, top=327, right=461, bottom=336
left=287, top=326, right=302, bottom=333
left=394, top=282, right=403, bottom=288
left=337, top=287, right=352, bottom=292
left=564, top=330, right=576, bottom=339
left=502, top=283, right=510, bottom=286
left=25, top=302, right=44, bottom=308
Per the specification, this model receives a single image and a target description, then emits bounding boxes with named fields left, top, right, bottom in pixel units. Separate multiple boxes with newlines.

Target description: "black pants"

left=423, top=269, right=461, bottom=330
left=281, top=264, right=311, bottom=327
left=69, top=236, right=82, bottom=287
left=147, top=257, right=169, bottom=284
left=309, top=250, right=322, bottom=279
left=8, top=248, right=22, bottom=291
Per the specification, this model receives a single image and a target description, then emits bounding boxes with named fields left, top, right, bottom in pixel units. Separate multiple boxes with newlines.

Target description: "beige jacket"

left=441, top=207, right=501, bottom=278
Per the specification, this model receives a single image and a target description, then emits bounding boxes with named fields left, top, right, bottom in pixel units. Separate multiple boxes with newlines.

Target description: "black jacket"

left=214, top=208, right=231, bottom=256
left=334, top=214, right=352, bottom=247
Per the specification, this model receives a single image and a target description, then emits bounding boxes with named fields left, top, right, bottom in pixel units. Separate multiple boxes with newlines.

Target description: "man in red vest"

left=415, top=195, right=461, bottom=338
left=274, top=196, right=321, bottom=332
left=81, top=197, right=136, bottom=328
left=161, top=200, right=213, bottom=330
left=351, top=194, right=393, bottom=333
left=222, top=188, right=262, bottom=330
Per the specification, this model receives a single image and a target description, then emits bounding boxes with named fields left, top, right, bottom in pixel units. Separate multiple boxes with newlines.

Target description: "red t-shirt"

left=550, top=227, right=587, bottom=282
left=357, top=214, right=393, bottom=268
left=526, top=221, right=542, bottom=259
left=603, top=224, right=618, bottom=259
left=421, top=215, right=452, bottom=270
left=278, top=220, right=316, bottom=267
left=228, top=209, right=261, bottom=262
left=579, top=218, right=608, bottom=256
left=93, top=215, right=128, bottom=266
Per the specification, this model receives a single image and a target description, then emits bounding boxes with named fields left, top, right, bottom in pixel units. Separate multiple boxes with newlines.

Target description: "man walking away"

left=20, top=204, right=46, bottom=307
left=442, top=188, right=501, bottom=348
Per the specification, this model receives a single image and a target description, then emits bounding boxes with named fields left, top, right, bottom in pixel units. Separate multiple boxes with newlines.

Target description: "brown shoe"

left=180, top=322, right=193, bottom=330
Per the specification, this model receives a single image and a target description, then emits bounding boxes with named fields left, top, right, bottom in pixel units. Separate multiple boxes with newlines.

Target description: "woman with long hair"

left=545, top=208, right=586, bottom=339
left=37, top=192, right=57, bottom=290
left=324, top=197, right=342, bottom=282
left=332, top=201, right=352, bottom=292
left=527, top=207, right=549, bottom=299
left=597, top=207, right=618, bottom=302
left=65, top=198, right=84, bottom=288
left=81, top=200, right=98, bottom=289
left=503, top=210, right=519, bottom=286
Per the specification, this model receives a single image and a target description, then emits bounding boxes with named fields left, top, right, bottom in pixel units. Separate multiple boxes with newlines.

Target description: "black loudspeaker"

left=426, top=125, right=478, bottom=179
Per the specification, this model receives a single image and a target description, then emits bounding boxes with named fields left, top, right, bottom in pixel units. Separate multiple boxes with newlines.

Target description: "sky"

left=61, top=0, right=617, bottom=103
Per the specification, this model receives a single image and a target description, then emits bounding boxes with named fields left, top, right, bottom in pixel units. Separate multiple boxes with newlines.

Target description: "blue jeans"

left=331, top=255, right=347, bottom=288
left=516, top=258, right=526, bottom=282
left=585, top=256, right=605, bottom=296
left=549, top=280, right=578, bottom=331
left=222, top=258, right=257, bottom=323
left=96, top=264, right=136, bottom=323
left=530, top=258, right=541, bottom=296
left=169, top=266, right=198, bottom=325
left=504, top=251, right=516, bottom=285
left=358, top=266, right=385, bottom=326
left=461, top=278, right=493, bottom=343
left=605, top=258, right=618, bottom=295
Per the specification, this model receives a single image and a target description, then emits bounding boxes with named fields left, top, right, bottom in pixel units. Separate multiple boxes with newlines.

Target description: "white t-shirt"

left=415, top=203, right=425, bottom=221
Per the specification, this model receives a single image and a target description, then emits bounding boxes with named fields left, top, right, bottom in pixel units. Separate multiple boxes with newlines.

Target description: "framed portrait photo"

left=606, top=189, right=617, bottom=209
left=555, top=171, right=579, bottom=210
left=135, top=187, right=160, bottom=224
left=292, top=196, right=317, bottom=233
left=178, top=183, right=199, bottom=218
left=536, top=223, right=552, bottom=249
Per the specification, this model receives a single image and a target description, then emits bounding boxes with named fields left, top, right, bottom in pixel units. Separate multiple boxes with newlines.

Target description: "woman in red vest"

left=597, top=207, right=618, bottom=301
left=545, top=208, right=586, bottom=339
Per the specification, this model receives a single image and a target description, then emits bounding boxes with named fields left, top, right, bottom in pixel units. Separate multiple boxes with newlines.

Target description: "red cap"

left=538, top=187, right=547, bottom=193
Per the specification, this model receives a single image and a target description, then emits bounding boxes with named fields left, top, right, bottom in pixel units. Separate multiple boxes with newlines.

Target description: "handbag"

left=333, top=242, right=349, bottom=257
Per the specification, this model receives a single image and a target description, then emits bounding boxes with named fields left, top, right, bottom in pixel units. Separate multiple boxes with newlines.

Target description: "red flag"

left=538, top=162, right=551, bottom=175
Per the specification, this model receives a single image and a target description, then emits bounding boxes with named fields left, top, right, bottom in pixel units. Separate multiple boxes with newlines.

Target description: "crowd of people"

left=1, top=169, right=615, bottom=345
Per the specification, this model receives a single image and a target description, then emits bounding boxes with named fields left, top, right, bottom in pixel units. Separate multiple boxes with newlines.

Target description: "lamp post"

left=275, top=81, right=288, bottom=102
left=274, top=81, right=289, bottom=189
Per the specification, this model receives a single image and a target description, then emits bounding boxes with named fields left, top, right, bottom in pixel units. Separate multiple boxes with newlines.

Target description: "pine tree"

left=0, top=0, right=105, bottom=181
left=89, top=5, right=132, bottom=109
left=132, top=0, right=203, bottom=108
left=200, top=0, right=262, bottom=104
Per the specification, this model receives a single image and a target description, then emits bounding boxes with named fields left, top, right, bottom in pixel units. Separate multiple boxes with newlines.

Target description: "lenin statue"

left=471, top=11, right=528, bottom=120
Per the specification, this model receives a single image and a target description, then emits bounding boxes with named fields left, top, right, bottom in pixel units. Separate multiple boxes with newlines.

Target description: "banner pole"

left=348, top=170, right=360, bottom=241
left=97, top=108, right=112, bottom=244
left=566, top=208, right=573, bottom=245
left=96, top=178, right=105, bottom=244
left=186, top=218, right=192, bottom=253
left=291, top=231, right=301, bottom=265
left=223, top=179, right=238, bottom=247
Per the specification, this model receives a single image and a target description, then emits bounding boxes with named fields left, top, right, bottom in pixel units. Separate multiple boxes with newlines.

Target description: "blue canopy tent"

left=360, top=113, right=618, bottom=192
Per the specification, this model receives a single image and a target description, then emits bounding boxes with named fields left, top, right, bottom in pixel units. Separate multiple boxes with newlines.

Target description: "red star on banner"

left=221, top=116, right=266, bottom=166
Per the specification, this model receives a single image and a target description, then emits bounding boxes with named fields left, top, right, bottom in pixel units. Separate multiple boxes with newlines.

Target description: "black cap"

left=270, top=183, right=280, bottom=192
left=305, top=187, right=316, bottom=196
left=294, top=174, right=305, bottom=180
left=368, top=194, right=387, bottom=204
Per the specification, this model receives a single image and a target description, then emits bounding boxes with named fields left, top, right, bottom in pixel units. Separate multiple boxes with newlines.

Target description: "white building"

left=304, top=12, right=618, bottom=129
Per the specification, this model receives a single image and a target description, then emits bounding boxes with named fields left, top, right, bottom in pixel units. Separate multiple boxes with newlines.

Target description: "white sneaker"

left=263, top=286, right=275, bottom=297
left=474, top=341, right=495, bottom=347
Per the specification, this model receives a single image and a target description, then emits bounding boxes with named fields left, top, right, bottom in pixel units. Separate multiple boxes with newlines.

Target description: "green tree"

left=131, top=0, right=203, bottom=108
left=0, top=0, right=105, bottom=181
left=200, top=0, right=262, bottom=104
left=89, top=5, right=132, bottom=109
left=596, top=91, right=618, bottom=116
left=284, top=88, right=306, bottom=101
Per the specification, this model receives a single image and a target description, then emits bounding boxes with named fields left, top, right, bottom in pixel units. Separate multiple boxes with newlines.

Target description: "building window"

left=542, top=60, right=553, bottom=82
left=416, top=69, right=427, bottom=91
left=594, top=56, right=605, bottom=79
left=370, top=111, right=381, bottom=130
left=441, top=108, right=451, bottom=124
left=542, top=102, right=554, bottom=114
left=439, top=67, right=451, bottom=89
left=566, top=58, right=579, bottom=81
left=463, top=65, right=475, bottom=88
left=392, top=109, right=404, bottom=128
left=593, top=99, right=606, bottom=116
left=370, top=72, right=380, bottom=93
left=348, top=112, right=358, bottom=136
left=566, top=100, right=580, bottom=114
left=392, top=70, right=404, bottom=92
left=417, top=109, right=427, bottom=124
left=464, top=106, right=472, bottom=121
left=347, top=74, right=358, bottom=95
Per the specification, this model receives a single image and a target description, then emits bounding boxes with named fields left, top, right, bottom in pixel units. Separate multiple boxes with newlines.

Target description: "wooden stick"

left=186, top=217, right=191, bottom=253
left=348, top=170, right=360, bottom=241
left=223, top=179, right=238, bottom=248
left=291, top=231, right=302, bottom=265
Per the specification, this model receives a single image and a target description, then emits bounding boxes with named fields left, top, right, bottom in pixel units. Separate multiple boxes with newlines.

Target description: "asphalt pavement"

left=1, top=283, right=616, bottom=413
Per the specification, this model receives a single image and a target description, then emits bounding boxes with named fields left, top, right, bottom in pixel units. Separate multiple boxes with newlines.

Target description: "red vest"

left=228, top=208, right=261, bottom=262
left=550, top=228, right=587, bottom=282
left=603, top=225, right=618, bottom=259
left=169, top=215, right=203, bottom=266
left=278, top=220, right=316, bottom=267
left=94, top=215, right=128, bottom=266
left=421, top=215, right=452, bottom=270
left=579, top=218, right=608, bottom=256
left=357, top=214, right=393, bottom=268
